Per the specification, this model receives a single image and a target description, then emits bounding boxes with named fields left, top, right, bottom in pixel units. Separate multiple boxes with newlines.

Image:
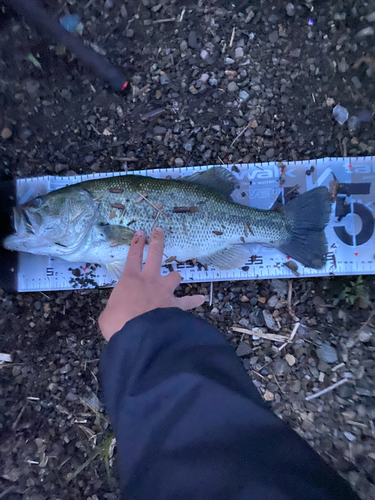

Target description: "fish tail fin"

left=278, top=186, right=332, bottom=269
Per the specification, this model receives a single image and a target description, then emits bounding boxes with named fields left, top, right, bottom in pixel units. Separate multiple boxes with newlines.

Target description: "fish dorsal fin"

left=102, top=225, right=135, bottom=246
left=182, top=167, right=238, bottom=199
left=198, top=245, right=249, bottom=270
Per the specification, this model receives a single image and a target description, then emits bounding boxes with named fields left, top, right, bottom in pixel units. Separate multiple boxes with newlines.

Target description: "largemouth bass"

left=3, top=167, right=332, bottom=278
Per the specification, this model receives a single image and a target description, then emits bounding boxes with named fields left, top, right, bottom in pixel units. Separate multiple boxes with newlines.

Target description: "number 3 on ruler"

left=334, top=183, right=374, bottom=246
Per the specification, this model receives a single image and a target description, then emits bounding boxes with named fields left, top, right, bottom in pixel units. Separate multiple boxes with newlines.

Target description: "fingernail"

left=135, top=230, right=145, bottom=237
left=154, top=227, right=163, bottom=233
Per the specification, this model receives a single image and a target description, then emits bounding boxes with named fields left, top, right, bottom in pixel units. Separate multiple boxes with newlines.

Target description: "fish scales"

left=3, top=167, right=332, bottom=278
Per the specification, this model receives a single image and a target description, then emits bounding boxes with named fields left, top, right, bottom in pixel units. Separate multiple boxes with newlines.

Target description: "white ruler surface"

left=14, top=157, right=375, bottom=291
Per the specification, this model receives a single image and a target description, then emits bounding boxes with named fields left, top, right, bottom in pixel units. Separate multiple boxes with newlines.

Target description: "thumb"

left=176, top=294, right=205, bottom=311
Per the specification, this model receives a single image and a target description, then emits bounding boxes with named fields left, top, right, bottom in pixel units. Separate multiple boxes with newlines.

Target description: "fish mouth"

left=21, top=209, right=35, bottom=234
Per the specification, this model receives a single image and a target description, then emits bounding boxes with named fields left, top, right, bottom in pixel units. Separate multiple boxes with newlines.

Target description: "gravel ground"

left=1, top=0, right=375, bottom=498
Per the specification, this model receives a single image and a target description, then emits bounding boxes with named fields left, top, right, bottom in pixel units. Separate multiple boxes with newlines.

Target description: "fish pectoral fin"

left=102, top=225, right=135, bottom=246
left=182, top=167, right=238, bottom=199
left=106, top=260, right=126, bottom=279
left=198, top=245, right=249, bottom=270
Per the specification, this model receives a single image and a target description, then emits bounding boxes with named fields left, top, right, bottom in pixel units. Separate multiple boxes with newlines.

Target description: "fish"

left=3, top=167, right=332, bottom=278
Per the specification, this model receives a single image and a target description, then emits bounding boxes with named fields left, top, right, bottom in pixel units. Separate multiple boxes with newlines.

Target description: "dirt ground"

left=1, top=0, right=375, bottom=499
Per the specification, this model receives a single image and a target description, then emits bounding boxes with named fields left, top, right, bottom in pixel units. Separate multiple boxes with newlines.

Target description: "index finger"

left=143, top=227, right=165, bottom=274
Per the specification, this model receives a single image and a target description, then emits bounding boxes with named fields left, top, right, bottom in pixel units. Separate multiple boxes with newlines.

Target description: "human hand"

left=98, top=227, right=206, bottom=341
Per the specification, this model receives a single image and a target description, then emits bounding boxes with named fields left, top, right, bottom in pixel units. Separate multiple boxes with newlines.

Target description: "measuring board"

left=2, top=156, right=375, bottom=292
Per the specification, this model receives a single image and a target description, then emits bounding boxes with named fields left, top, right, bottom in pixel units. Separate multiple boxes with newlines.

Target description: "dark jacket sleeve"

left=99, top=308, right=360, bottom=500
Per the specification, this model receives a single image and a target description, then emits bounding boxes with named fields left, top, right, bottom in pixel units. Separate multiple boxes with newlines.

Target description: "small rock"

left=236, top=341, right=252, bottom=357
left=285, top=354, right=296, bottom=366
left=344, top=431, right=356, bottom=442
left=270, top=279, right=288, bottom=297
left=267, top=295, right=279, bottom=308
left=269, top=30, right=279, bottom=44
left=357, top=27, right=374, bottom=37
left=263, top=310, right=280, bottom=331
left=200, top=49, right=209, bottom=60
left=235, top=47, right=244, bottom=59
left=160, top=75, right=169, bottom=85
left=183, top=138, right=195, bottom=152
left=316, top=343, right=338, bottom=364
left=358, top=329, right=372, bottom=343
left=239, top=90, right=250, bottom=101
left=209, top=77, right=218, bottom=86
left=351, top=76, right=362, bottom=89
left=366, top=11, right=375, bottom=22
left=263, top=390, right=274, bottom=401
left=348, top=116, right=360, bottom=132
left=225, top=57, right=235, bottom=64
left=333, top=105, right=349, bottom=125
left=83, top=392, right=101, bottom=411
left=188, top=31, right=198, bottom=49
left=199, top=73, right=210, bottom=83
left=153, top=126, right=166, bottom=135
left=189, top=85, right=199, bottom=95
left=239, top=318, right=249, bottom=328
left=358, top=109, right=373, bottom=122
left=273, top=358, right=289, bottom=376
left=286, top=3, right=295, bottom=16
left=211, top=307, right=219, bottom=315
left=1, top=127, right=12, bottom=140
left=338, top=59, right=349, bottom=73
left=290, top=48, right=301, bottom=58
left=290, top=379, right=301, bottom=393
left=227, top=81, right=238, bottom=92
left=312, top=296, right=327, bottom=314
left=240, top=295, right=249, bottom=302
left=175, top=158, right=184, bottom=168
left=12, top=366, right=22, bottom=377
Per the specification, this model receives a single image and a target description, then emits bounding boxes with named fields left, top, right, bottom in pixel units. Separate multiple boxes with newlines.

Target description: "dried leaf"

left=109, top=210, right=116, bottom=220
left=136, top=192, right=148, bottom=204
left=109, top=188, right=124, bottom=194
left=27, top=53, right=43, bottom=70
left=244, top=222, right=254, bottom=236
left=165, top=255, right=177, bottom=263
left=212, top=230, right=223, bottom=235
left=173, top=206, right=198, bottom=213
left=240, top=236, right=245, bottom=243
left=111, top=203, right=125, bottom=210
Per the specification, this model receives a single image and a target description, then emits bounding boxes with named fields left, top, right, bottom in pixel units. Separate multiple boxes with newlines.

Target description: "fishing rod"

left=3, top=0, right=129, bottom=92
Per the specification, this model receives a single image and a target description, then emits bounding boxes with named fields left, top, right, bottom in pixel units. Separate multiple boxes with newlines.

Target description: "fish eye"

left=32, top=196, right=44, bottom=208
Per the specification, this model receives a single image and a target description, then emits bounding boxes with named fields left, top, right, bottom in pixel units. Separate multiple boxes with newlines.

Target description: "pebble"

left=269, top=31, right=279, bottom=44
left=199, top=73, right=210, bottom=83
left=227, top=81, right=238, bottom=92
left=225, top=57, right=235, bottom=64
left=366, top=11, right=375, bottom=22
left=175, top=158, right=184, bottom=167
left=1, top=127, right=12, bottom=140
left=236, top=341, right=252, bottom=357
left=183, top=138, right=195, bottom=152
left=357, top=27, right=374, bottom=37
left=209, top=77, right=218, bottom=86
left=290, top=379, right=301, bottom=393
left=239, top=90, right=250, bottom=101
left=316, top=343, right=338, bottom=364
left=270, top=279, right=288, bottom=297
left=263, top=390, right=274, bottom=401
left=338, top=59, right=349, bottom=73
left=290, top=48, right=301, bottom=58
left=160, top=75, right=169, bottom=85
left=267, top=295, right=279, bottom=308
left=285, top=354, right=296, bottom=366
left=83, top=392, right=101, bottom=411
left=286, top=3, right=295, bottom=16
left=235, top=47, right=244, bottom=59
left=263, top=310, right=280, bottom=331
left=348, top=116, right=360, bottom=132
left=332, top=105, right=349, bottom=125
left=344, top=432, right=356, bottom=442
left=200, top=49, right=209, bottom=60
left=273, top=358, right=289, bottom=376
left=239, top=318, right=249, bottom=328
left=351, top=76, right=362, bottom=89
left=358, top=329, right=372, bottom=343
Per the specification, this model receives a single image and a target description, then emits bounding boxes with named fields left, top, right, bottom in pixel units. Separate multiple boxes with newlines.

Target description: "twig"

left=179, top=6, right=186, bottom=22
left=12, top=400, right=28, bottom=430
left=209, top=281, right=213, bottom=307
left=229, top=27, right=236, bottom=48
left=136, top=192, right=170, bottom=219
left=232, top=327, right=289, bottom=342
left=230, top=121, right=251, bottom=147
left=111, top=156, right=138, bottom=161
left=153, top=17, right=176, bottom=23
left=305, top=378, right=350, bottom=401
left=287, top=279, right=298, bottom=321
left=278, top=322, right=300, bottom=351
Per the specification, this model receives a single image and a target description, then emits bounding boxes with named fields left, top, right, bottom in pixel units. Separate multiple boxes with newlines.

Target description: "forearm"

left=99, top=308, right=360, bottom=500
